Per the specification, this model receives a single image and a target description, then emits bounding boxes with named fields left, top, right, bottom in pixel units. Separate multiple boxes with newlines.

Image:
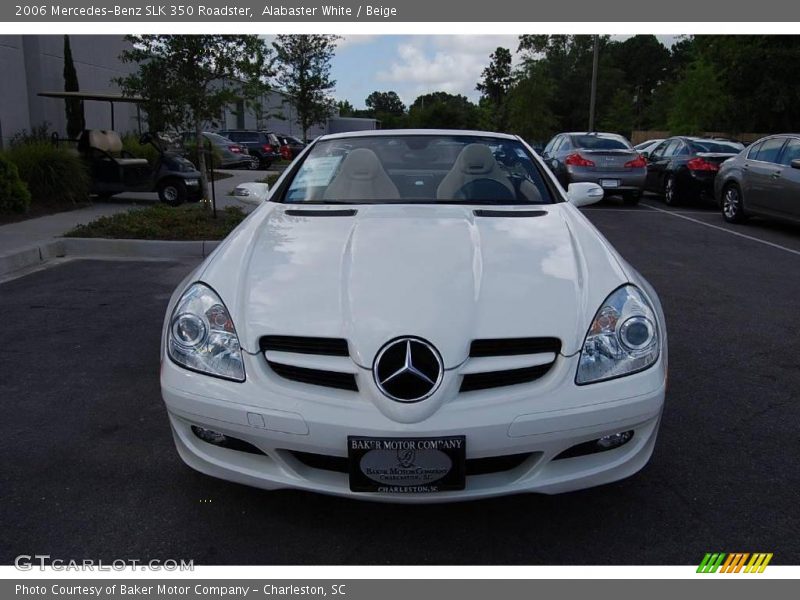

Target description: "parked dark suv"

left=219, top=130, right=283, bottom=168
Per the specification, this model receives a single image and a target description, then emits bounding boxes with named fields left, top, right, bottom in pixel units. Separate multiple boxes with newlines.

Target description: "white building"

left=0, top=35, right=377, bottom=148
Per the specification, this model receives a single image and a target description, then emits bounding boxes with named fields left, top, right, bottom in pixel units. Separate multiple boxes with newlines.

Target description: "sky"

left=328, top=35, right=678, bottom=109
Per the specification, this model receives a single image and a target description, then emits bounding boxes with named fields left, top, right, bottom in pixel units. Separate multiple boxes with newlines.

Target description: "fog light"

left=597, top=430, right=634, bottom=450
left=191, top=426, right=227, bottom=445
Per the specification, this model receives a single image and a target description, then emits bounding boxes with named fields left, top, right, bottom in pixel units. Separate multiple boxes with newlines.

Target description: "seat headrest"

left=84, top=129, right=123, bottom=153
left=339, top=148, right=385, bottom=181
left=455, top=144, right=496, bottom=175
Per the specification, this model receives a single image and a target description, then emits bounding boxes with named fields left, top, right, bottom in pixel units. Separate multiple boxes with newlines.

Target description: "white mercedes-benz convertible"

left=160, top=130, right=667, bottom=502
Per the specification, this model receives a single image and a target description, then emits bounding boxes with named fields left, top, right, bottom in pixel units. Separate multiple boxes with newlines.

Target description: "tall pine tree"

left=63, top=35, right=85, bottom=139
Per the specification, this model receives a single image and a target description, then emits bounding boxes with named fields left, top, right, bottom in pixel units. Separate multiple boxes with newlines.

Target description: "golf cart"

left=39, top=91, right=203, bottom=205
left=75, top=129, right=202, bottom=205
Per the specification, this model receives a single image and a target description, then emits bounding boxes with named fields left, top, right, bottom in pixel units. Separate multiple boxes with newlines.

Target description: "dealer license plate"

left=600, top=179, right=620, bottom=188
left=348, top=436, right=466, bottom=493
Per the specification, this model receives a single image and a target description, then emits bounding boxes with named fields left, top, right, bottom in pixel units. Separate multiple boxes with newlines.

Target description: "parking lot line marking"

left=640, top=203, right=800, bottom=257
left=582, top=208, right=659, bottom=212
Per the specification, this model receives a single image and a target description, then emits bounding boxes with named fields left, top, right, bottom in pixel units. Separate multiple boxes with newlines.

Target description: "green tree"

left=336, top=99, right=355, bottom=116
left=273, top=35, right=341, bottom=141
left=667, top=56, right=731, bottom=134
left=605, top=35, right=671, bottom=130
left=506, top=62, right=557, bottom=142
left=408, top=92, right=480, bottom=130
left=63, top=35, right=85, bottom=139
left=365, top=91, right=406, bottom=115
left=118, top=35, right=266, bottom=201
left=476, top=47, right=513, bottom=131
left=365, top=90, right=407, bottom=128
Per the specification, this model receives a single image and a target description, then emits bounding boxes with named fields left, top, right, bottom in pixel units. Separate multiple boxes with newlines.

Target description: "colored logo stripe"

left=697, top=552, right=772, bottom=573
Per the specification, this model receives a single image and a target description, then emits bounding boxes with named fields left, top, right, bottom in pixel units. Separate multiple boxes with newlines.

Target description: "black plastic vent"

left=469, top=337, right=561, bottom=357
left=460, top=363, right=552, bottom=392
left=260, top=336, right=349, bottom=357
left=267, top=362, right=358, bottom=392
left=473, top=209, right=547, bottom=218
left=288, top=450, right=534, bottom=476
left=284, top=209, right=358, bottom=217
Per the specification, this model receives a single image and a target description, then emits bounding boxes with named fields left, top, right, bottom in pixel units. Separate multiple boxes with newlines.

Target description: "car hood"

left=201, top=203, right=630, bottom=366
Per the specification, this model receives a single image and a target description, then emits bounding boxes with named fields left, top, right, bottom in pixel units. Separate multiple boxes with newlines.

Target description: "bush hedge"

left=5, top=142, right=90, bottom=205
left=0, top=154, right=32, bottom=214
left=64, top=204, right=246, bottom=240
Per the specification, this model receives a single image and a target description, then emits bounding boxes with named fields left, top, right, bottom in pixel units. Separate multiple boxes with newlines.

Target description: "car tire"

left=261, top=160, right=272, bottom=170
left=622, top=192, right=640, bottom=206
left=247, top=157, right=260, bottom=170
left=158, top=179, right=187, bottom=206
left=721, top=183, right=747, bottom=224
left=664, top=174, right=679, bottom=206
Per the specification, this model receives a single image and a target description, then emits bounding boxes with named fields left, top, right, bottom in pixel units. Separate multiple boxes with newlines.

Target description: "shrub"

left=64, top=204, right=246, bottom=240
left=0, top=154, right=32, bottom=214
left=5, top=142, right=90, bottom=205
left=9, top=122, right=53, bottom=147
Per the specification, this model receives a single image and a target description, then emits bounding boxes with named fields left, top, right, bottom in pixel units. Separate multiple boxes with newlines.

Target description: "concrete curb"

left=0, top=238, right=220, bottom=278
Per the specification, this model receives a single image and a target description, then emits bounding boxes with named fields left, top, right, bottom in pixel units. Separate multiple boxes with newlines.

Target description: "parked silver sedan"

left=714, top=134, right=800, bottom=224
left=542, top=132, right=647, bottom=204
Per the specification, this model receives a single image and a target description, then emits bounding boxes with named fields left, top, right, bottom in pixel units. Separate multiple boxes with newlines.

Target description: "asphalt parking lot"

left=2, top=196, right=799, bottom=565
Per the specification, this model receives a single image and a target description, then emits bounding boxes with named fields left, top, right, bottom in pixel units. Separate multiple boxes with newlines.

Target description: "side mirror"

left=233, top=182, right=270, bottom=205
left=791, top=159, right=800, bottom=170
left=567, top=182, right=604, bottom=207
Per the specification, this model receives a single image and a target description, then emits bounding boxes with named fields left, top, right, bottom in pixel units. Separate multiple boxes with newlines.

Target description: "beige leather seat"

left=85, top=130, right=149, bottom=166
left=436, top=143, right=515, bottom=200
left=323, top=148, right=400, bottom=201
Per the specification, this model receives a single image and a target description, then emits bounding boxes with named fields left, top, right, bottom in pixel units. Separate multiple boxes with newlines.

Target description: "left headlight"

left=576, top=285, right=660, bottom=385
left=167, top=283, right=245, bottom=382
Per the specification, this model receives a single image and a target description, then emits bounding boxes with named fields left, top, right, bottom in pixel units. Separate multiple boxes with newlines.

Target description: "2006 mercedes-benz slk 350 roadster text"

left=160, top=130, right=667, bottom=502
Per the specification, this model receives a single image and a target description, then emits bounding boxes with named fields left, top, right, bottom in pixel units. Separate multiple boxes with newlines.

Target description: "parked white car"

left=161, top=130, right=667, bottom=502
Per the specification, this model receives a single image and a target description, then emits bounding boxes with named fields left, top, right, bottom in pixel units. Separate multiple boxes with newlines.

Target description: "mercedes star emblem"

left=373, top=337, right=444, bottom=402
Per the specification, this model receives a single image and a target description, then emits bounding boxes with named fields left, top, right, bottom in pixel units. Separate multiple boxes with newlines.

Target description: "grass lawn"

left=64, top=203, right=247, bottom=240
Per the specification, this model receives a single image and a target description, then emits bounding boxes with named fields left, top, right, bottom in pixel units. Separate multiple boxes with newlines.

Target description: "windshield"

left=280, top=135, right=554, bottom=205
left=571, top=134, right=632, bottom=150
left=691, top=140, right=745, bottom=153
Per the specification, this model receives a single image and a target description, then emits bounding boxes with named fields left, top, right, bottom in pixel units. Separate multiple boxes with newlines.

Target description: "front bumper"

left=161, top=350, right=666, bottom=503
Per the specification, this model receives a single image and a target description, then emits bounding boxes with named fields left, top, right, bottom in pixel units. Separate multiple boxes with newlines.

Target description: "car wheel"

left=247, top=157, right=260, bottom=170
left=622, top=192, right=640, bottom=206
left=158, top=180, right=187, bottom=206
left=664, top=175, right=678, bottom=206
left=722, top=183, right=747, bottom=224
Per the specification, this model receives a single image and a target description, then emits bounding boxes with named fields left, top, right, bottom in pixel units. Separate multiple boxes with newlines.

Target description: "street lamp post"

left=588, top=35, right=599, bottom=132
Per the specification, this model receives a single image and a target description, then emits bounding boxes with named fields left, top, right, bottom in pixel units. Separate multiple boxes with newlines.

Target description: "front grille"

left=288, top=450, right=534, bottom=476
left=267, top=361, right=358, bottom=392
left=460, top=337, right=560, bottom=392
left=260, top=335, right=349, bottom=356
left=260, top=335, right=357, bottom=391
left=469, top=337, right=560, bottom=357
left=460, top=364, right=553, bottom=392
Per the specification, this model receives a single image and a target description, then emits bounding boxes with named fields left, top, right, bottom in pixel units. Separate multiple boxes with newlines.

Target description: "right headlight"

left=576, top=285, right=660, bottom=385
left=167, top=282, right=245, bottom=382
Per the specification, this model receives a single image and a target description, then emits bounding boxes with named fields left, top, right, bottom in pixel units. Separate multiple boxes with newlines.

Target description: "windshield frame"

left=270, top=132, right=563, bottom=206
